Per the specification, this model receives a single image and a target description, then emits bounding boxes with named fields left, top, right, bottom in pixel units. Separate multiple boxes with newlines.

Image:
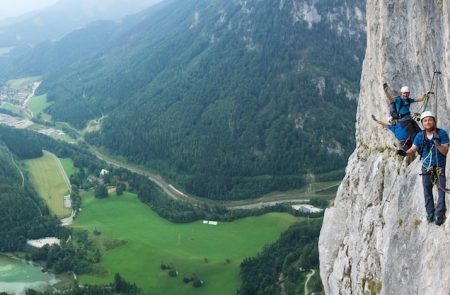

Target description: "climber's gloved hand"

left=383, top=82, right=388, bottom=90
left=434, top=135, right=441, bottom=146
left=396, top=149, right=407, bottom=157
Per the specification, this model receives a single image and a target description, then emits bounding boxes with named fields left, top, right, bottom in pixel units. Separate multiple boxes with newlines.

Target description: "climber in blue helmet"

left=398, top=111, right=449, bottom=226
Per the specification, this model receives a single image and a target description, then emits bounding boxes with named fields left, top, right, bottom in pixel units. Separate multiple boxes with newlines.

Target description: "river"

left=0, top=255, right=57, bottom=295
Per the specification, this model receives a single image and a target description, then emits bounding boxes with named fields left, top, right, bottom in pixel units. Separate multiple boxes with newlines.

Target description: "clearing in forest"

left=26, top=151, right=71, bottom=218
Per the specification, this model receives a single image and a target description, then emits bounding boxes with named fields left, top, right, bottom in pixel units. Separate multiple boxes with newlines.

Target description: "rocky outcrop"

left=319, top=1, right=450, bottom=294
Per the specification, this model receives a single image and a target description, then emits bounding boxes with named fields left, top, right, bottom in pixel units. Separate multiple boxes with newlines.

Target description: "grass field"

left=25, top=151, right=71, bottom=218
left=0, top=102, right=19, bottom=113
left=73, top=192, right=300, bottom=294
left=27, top=94, right=51, bottom=115
left=60, top=157, right=78, bottom=178
left=7, top=76, right=41, bottom=89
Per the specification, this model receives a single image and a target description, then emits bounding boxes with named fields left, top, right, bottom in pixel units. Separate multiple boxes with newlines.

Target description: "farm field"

left=25, top=151, right=71, bottom=218
left=73, top=192, right=300, bottom=294
left=0, top=102, right=19, bottom=113
left=27, top=94, right=51, bottom=115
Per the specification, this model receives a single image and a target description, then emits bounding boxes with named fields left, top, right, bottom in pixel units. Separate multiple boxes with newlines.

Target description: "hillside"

left=31, top=0, right=366, bottom=200
left=0, top=20, right=122, bottom=80
left=0, top=133, right=61, bottom=251
left=0, top=0, right=162, bottom=47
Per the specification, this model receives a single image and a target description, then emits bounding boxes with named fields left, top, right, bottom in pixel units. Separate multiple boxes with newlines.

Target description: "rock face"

left=319, top=1, right=450, bottom=294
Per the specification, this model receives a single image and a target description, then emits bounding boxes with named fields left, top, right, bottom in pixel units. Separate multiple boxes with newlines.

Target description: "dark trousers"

left=400, top=119, right=420, bottom=143
left=422, top=172, right=446, bottom=217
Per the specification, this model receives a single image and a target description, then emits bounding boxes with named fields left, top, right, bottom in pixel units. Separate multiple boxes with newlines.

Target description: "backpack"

left=389, top=97, right=404, bottom=119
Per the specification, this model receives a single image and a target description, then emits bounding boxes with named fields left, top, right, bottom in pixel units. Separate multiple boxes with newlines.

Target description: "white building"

left=63, top=195, right=71, bottom=209
left=100, top=169, right=109, bottom=176
left=291, top=204, right=323, bottom=214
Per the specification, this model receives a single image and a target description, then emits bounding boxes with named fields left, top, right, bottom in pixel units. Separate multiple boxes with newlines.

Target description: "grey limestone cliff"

left=319, top=0, right=450, bottom=294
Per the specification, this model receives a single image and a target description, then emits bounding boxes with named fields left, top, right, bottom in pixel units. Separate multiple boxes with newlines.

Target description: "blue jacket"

left=388, top=123, right=409, bottom=141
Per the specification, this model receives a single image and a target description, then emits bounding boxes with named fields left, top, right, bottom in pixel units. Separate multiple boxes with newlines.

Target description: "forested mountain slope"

left=0, top=131, right=62, bottom=251
left=36, top=0, right=365, bottom=200
left=0, top=20, right=124, bottom=80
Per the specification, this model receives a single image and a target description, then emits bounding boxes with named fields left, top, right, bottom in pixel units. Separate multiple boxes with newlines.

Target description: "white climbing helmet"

left=400, top=86, right=409, bottom=93
left=420, top=111, right=435, bottom=122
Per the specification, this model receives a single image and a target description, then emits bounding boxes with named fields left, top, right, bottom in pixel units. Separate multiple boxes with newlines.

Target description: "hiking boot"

left=435, top=215, right=444, bottom=226
left=427, top=212, right=434, bottom=222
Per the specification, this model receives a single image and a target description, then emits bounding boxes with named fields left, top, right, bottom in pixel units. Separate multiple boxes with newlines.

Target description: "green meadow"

left=0, top=102, right=19, bottom=113
left=60, top=157, right=78, bottom=177
left=25, top=151, right=71, bottom=218
left=27, top=94, right=51, bottom=115
left=73, top=192, right=300, bottom=294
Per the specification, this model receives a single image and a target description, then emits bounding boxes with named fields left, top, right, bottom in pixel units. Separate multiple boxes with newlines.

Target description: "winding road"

left=90, top=146, right=328, bottom=210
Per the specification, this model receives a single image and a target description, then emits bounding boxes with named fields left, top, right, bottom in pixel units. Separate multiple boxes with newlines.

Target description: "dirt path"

left=8, top=150, right=24, bottom=189
left=22, top=81, right=41, bottom=118
left=60, top=210, right=75, bottom=226
left=304, top=269, right=316, bottom=295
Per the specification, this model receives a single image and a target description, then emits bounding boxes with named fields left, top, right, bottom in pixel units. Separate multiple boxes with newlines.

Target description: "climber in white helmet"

left=382, top=83, right=432, bottom=152
left=398, top=111, right=449, bottom=226
left=383, top=83, right=431, bottom=121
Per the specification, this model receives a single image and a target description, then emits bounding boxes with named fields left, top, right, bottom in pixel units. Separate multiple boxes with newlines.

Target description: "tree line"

left=239, top=219, right=323, bottom=294
left=0, top=141, right=66, bottom=251
left=25, top=273, right=140, bottom=295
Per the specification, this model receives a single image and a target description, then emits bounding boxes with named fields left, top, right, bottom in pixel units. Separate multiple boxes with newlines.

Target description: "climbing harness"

left=419, top=132, right=450, bottom=193
left=419, top=128, right=441, bottom=160
left=420, top=165, right=450, bottom=193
